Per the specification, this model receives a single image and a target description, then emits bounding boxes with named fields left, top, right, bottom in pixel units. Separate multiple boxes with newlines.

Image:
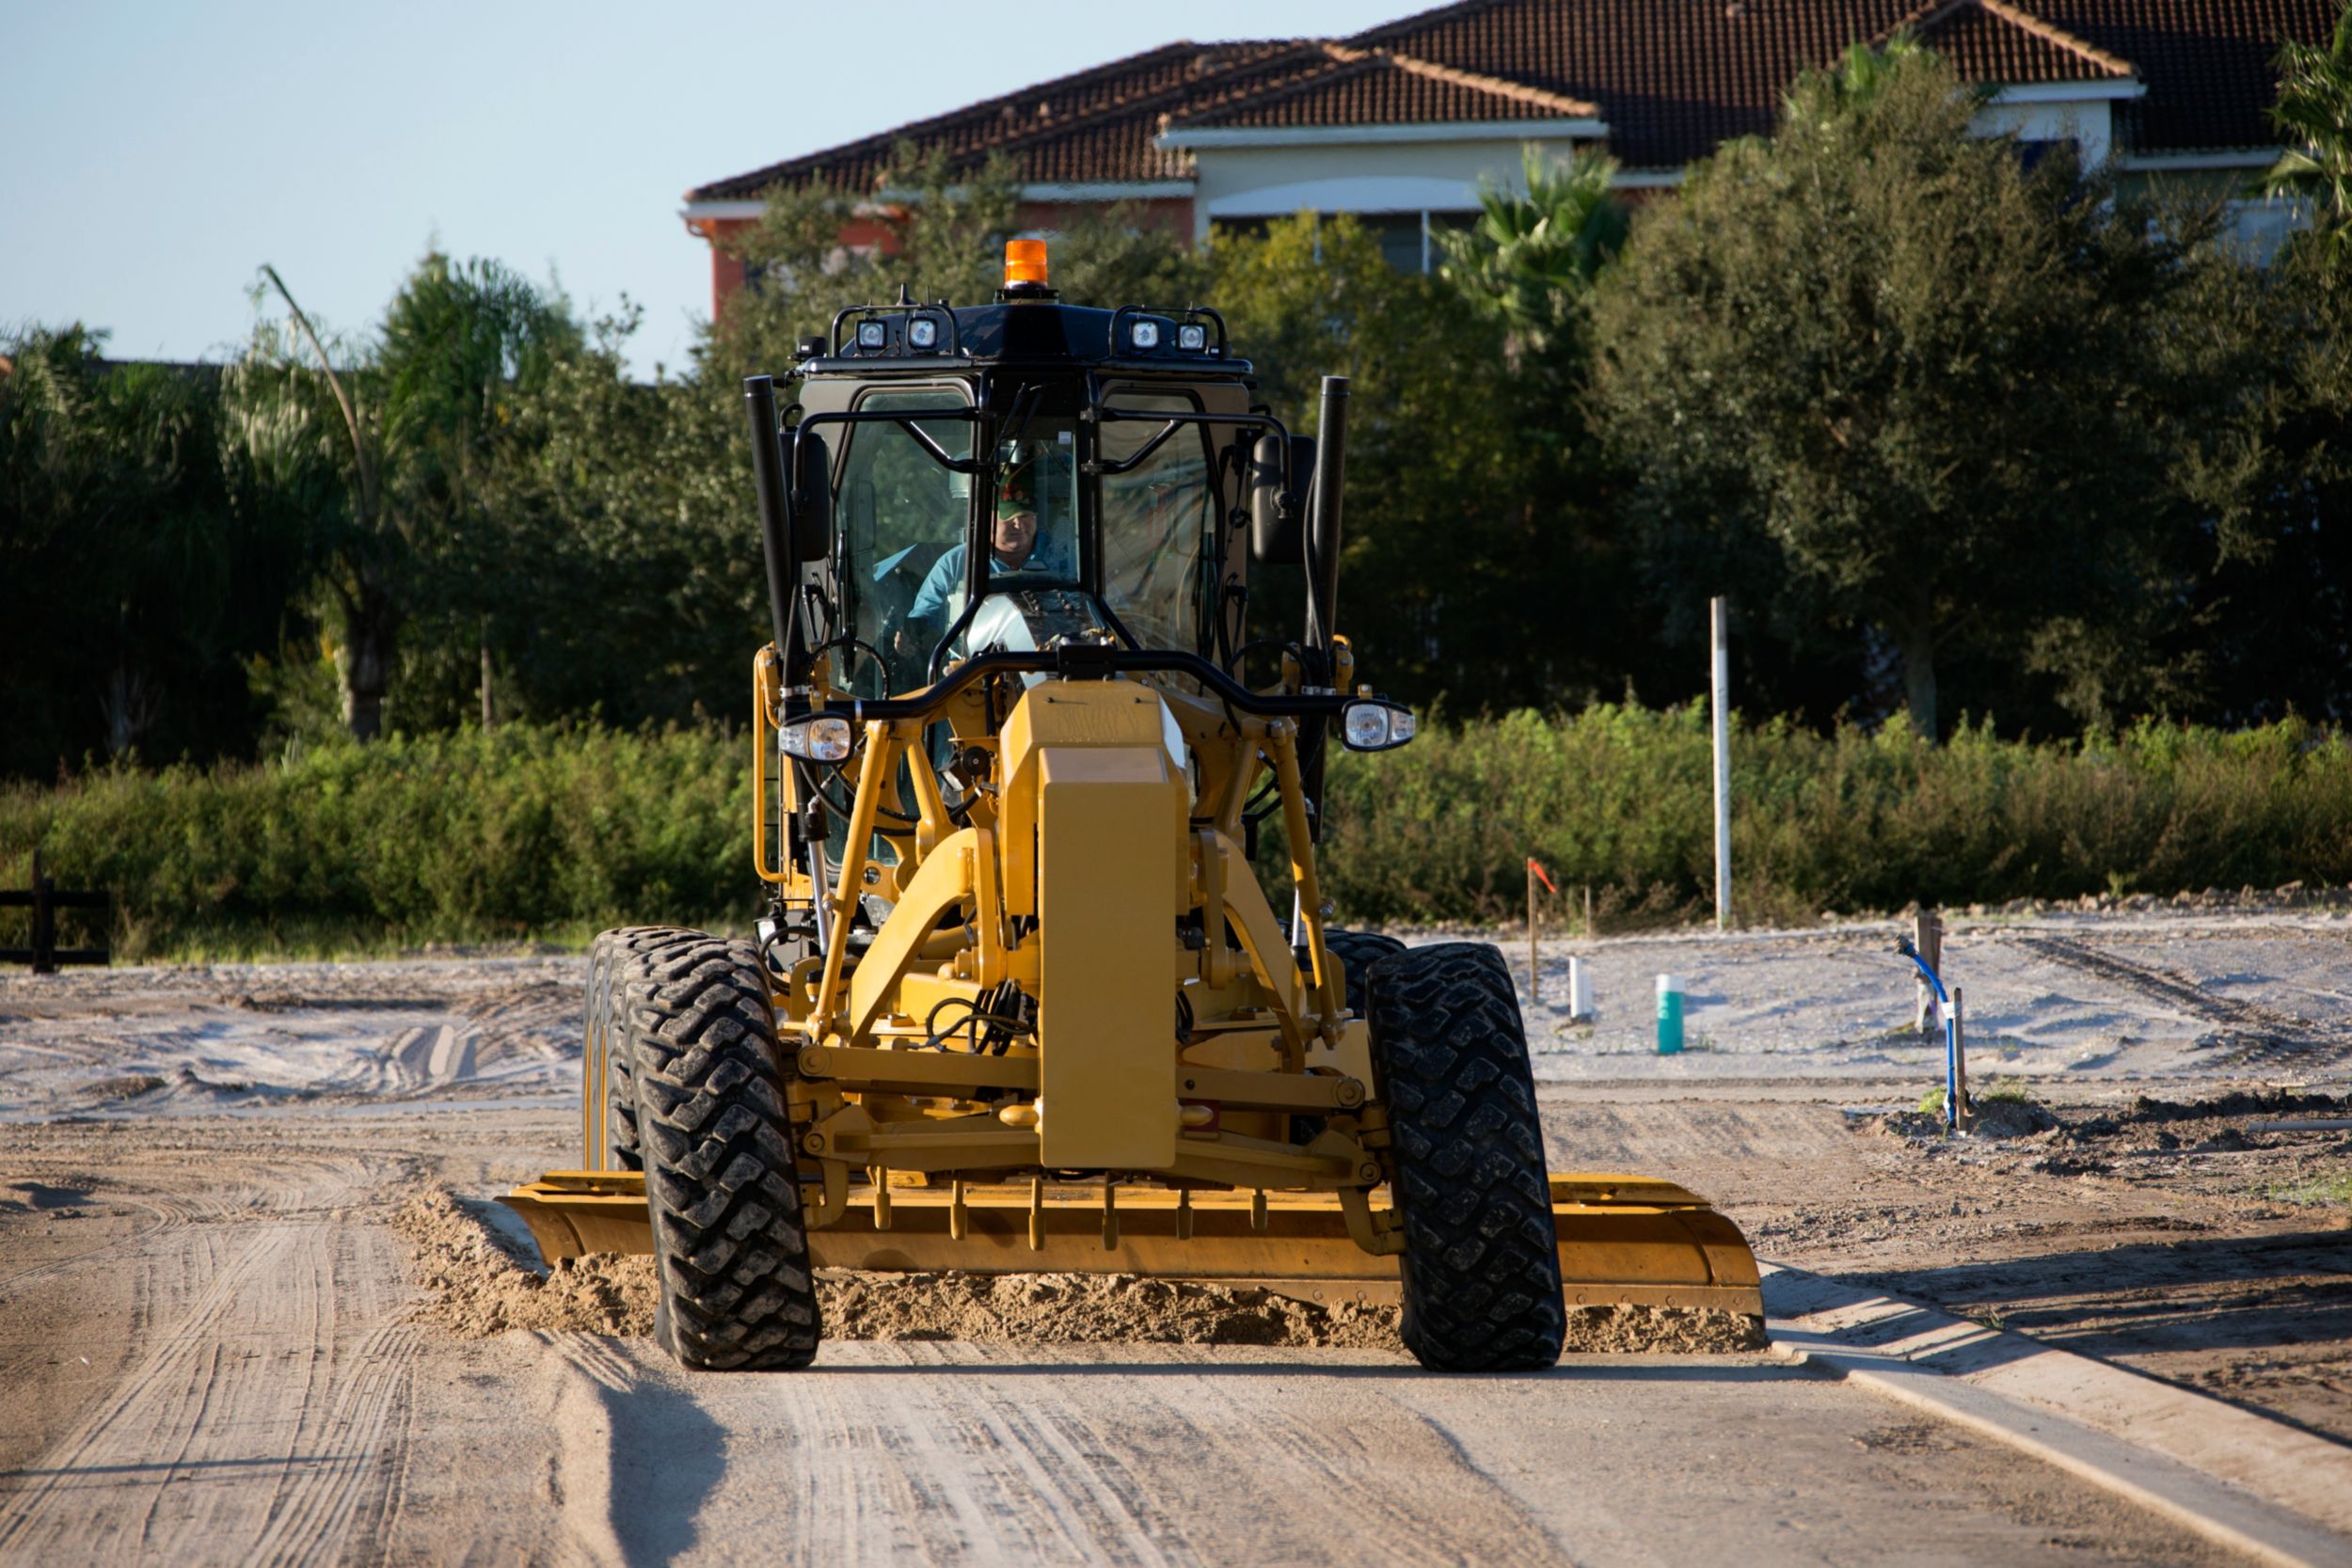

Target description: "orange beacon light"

left=1004, top=239, right=1049, bottom=288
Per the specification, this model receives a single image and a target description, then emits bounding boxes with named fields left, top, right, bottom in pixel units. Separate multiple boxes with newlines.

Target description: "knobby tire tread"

left=622, top=932, right=822, bottom=1370
left=1365, top=942, right=1565, bottom=1372
left=1323, top=928, right=1406, bottom=1017
left=586, top=926, right=704, bottom=1171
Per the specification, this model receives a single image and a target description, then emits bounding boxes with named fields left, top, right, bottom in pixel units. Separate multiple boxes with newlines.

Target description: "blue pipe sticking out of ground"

left=1896, top=934, right=1963, bottom=1134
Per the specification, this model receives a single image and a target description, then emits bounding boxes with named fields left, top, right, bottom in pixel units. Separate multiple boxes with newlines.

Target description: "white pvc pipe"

left=1710, top=596, right=1731, bottom=932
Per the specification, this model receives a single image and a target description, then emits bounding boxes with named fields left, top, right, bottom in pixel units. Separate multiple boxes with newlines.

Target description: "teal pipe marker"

left=1656, top=974, right=1685, bottom=1054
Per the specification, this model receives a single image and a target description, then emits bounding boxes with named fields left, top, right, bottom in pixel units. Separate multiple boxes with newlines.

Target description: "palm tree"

left=2261, top=4, right=2352, bottom=256
left=234, top=256, right=574, bottom=739
left=1438, top=145, right=1628, bottom=362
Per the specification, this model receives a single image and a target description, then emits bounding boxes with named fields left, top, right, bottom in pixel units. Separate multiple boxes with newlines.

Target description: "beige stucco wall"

left=1188, top=136, right=1597, bottom=239
left=1969, top=99, right=2116, bottom=166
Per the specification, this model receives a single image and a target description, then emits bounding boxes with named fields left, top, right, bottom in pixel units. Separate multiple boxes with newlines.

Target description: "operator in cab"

left=902, top=456, right=1074, bottom=642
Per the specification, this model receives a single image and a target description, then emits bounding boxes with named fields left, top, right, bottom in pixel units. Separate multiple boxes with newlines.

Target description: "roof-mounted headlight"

left=855, top=320, right=886, bottom=350
left=780, top=713, right=856, bottom=763
left=1129, top=319, right=1161, bottom=352
left=906, top=316, right=939, bottom=350
left=1339, top=698, right=1415, bottom=752
left=1177, top=322, right=1208, bottom=352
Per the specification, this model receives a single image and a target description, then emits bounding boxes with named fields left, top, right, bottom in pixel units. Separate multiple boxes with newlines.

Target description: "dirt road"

left=0, top=1112, right=2243, bottom=1567
left=2, top=912, right=2345, bottom=1564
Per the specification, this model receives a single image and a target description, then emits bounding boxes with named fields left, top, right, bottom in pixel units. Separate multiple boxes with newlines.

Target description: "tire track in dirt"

left=2010, top=935, right=2352, bottom=1070
left=0, top=1156, right=417, bottom=1567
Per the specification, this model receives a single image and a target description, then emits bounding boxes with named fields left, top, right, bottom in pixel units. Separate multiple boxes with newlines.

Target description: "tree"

left=1216, top=214, right=1647, bottom=711
left=232, top=253, right=576, bottom=738
left=1, top=326, right=308, bottom=774
left=1590, top=46, right=2213, bottom=736
left=2261, top=3, right=2352, bottom=258
left=473, top=306, right=764, bottom=725
left=1437, top=143, right=1627, bottom=360
left=707, top=147, right=1021, bottom=381
left=2145, top=239, right=2352, bottom=724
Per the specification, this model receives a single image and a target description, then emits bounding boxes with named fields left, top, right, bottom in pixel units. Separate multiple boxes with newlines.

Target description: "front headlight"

left=780, top=713, right=855, bottom=763
left=1339, top=698, right=1415, bottom=752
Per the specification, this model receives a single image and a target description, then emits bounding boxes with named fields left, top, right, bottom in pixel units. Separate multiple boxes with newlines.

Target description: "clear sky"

left=5, top=1, right=1397, bottom=381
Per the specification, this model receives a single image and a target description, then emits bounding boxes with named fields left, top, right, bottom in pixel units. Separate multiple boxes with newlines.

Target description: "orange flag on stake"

left=1527, top=859, right=1557, bottom=895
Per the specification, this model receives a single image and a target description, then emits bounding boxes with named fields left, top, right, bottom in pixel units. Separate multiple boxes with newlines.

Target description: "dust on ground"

left=393, top=1186, right=1761, bottom=1354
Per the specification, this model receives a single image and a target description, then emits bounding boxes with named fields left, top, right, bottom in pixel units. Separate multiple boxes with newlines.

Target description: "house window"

left=1207, top=211, right=1480, bottom=275
left=2016, top=139, right=2077, bottom=173
left=1364, top=214, right=1425, bottom=273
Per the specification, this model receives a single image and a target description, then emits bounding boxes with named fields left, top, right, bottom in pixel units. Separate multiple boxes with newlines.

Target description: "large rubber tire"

left=585, top=926, right=702, bottom=1171
left=622, top=932, right=822, bottom=1370
left=1323, top=928, right=1406, bottom=1015
left=1364, top=942, right=1565, bottom=1372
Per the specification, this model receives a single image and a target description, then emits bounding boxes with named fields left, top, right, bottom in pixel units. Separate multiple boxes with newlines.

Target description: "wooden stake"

left=1527, top=860, right=1539, bottom=1005
left=1710, top=594, right=1731, bottom=931
left=1951, top=985, right=1969, bottom=1129
left=1914, top=909, right=1943, bottom=1034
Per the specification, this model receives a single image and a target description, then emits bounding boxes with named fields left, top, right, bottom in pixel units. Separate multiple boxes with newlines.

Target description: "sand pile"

left=1564, top=1305, right=1764, bottom=1354
left=393, top=1187, right=1762, bottom=1354
left=821, top=1269, right=1397, bottom=1347
left=395, top=1187, right=656, bottom=1336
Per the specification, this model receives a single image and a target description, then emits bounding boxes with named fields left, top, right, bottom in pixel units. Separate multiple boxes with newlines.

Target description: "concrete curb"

left=1762, top=1261, right=2352, bottom=1568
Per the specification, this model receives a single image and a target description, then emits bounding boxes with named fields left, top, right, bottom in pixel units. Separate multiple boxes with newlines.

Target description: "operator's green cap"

left=996, top=461, right=1038, bottom=517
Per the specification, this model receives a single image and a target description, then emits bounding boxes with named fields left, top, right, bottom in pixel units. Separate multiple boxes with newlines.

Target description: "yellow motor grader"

left=502, top=242, right=1759, bottom=1371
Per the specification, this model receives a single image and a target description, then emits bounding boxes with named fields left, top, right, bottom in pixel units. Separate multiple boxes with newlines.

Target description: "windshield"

left=834, top=386, right=1219, bottom=691
left=838, top=395, right=1089, bottom=695
left=929, top=418, right=1089, bottom=667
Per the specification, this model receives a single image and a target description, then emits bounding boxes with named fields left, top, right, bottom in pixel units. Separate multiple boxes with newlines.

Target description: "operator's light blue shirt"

left=907, top=534, right=1077, bottom=627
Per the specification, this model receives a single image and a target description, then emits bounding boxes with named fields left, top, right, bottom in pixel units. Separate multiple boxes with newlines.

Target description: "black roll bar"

left=801, top=645, right=1357, bottom=724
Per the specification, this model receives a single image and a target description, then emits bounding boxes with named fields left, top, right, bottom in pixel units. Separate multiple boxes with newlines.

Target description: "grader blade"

left=498, top=1171, right=1763, bottom=1316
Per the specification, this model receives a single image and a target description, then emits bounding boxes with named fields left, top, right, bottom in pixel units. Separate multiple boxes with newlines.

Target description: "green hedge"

left=0, top=725, right=751, bottom=958
left=1317, top=705, right=2352, bottom=925
left=5, top=710, right=2347, bottom=958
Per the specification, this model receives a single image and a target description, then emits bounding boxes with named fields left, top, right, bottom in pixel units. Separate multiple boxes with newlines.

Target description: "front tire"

left=585, top=926, right=702, bottom=1170
left=622, top=932, right=822, bottom=1370
left=1365, top=942, right=1565, bottom=1372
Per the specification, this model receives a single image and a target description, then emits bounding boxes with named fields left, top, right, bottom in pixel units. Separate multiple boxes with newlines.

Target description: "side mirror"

left=788, top=431, right=833, bottom=563
left=1249, top=434, right=1312, bottom=564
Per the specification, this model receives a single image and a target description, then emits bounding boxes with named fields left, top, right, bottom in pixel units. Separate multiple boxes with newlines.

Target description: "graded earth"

left=2, top=909, right=2345, bottom=1564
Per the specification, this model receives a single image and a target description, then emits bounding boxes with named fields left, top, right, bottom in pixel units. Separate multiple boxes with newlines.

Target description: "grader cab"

left=502, top=242, right=1760, bottom=1371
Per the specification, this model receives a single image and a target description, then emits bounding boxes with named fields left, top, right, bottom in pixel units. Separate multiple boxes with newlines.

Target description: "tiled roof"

left=1347, top=0, right=1926, bottom=166
left=688, top=0, right=2331, bottom=199
left=687, top=40, right=1326, bottom=199
left=1355, top=0, right=2331, bottom=165
left=1170, top=45, right=1601, bottom=131
left=1899, top=0, right=2137, bottom=85
left=2023, top=0, right=2340, bottom=152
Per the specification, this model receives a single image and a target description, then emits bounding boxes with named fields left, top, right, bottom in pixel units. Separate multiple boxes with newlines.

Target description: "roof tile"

left=1170, top=45, right=1600, bottom=131
left=689, top=1, right=2336, bottom=198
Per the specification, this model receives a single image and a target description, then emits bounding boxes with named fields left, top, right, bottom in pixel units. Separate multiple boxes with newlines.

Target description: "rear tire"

left=623, top=932, right=822, bottom=1370
left=1323, top=928, right=1406, bottom=1016
left=1364, top=942, right=1565, bottom=1372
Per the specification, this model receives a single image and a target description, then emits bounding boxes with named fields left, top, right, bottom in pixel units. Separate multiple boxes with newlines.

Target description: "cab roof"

left=801, top=301, right=1254, bottom=379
